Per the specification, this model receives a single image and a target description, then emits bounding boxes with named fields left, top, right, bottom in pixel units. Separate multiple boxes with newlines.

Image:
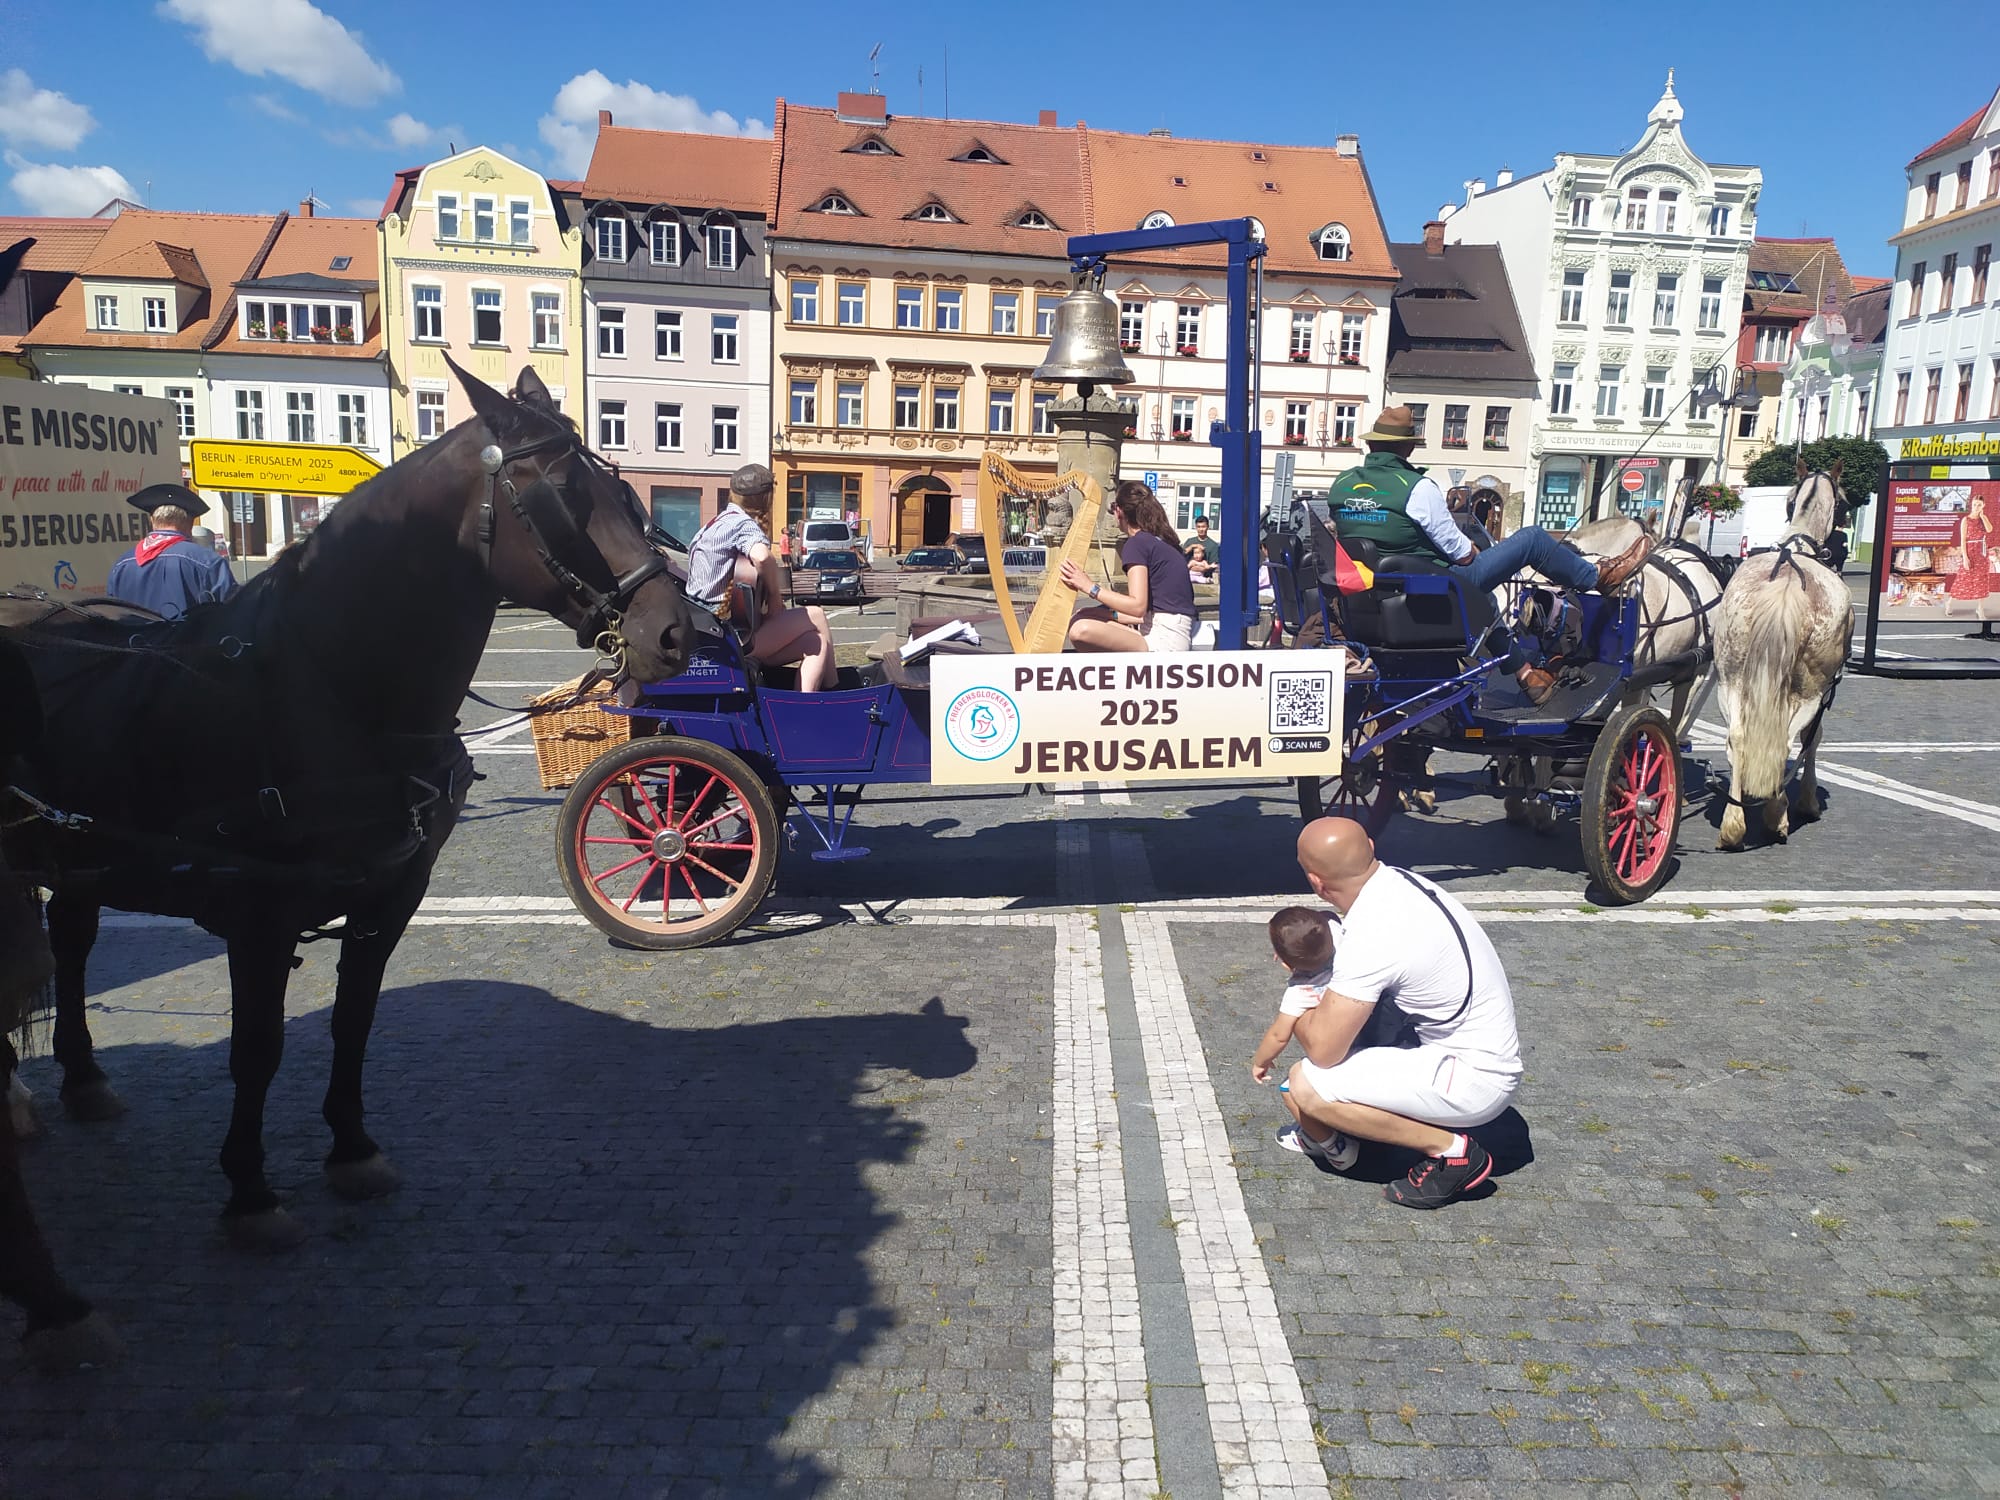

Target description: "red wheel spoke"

left=680, top=804, right=745, bottom=840
left=675, top=866, right=712, bottom=914
left=620, top=862, right=665, bottom=912
left=691, top=840, right=754, bottom=853
left=584, top=834, right=651, bottom=847
left=676, top=774, right=723, bottom=829
left=593, top=794, right=656, bottom=840
left=680, top=852, right=745, bottom=891
left=629, top=772, right=668, bottom=830
left=590, top=850, right=654, bottom=887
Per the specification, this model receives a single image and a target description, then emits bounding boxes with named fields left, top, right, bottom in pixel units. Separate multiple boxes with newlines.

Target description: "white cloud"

left=5, top=153, right=134, bottom=216
left=0, top=69, right=97, bottom=152
left=537, top=70, right=768, bottom=177
left=158, top=0, right=399, bottom=103
left=250, top=92, right=306, bottom=125
left=385, top=112, right=434, bottom=148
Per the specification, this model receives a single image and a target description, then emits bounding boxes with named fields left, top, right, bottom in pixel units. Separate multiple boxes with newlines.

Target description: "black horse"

left=0, top=360, right=692, bottom=1248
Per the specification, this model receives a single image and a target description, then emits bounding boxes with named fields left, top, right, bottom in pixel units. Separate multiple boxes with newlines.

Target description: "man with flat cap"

left=105, top=483, right=239, bottom=619
left=683, top=463, right=834, bottom=690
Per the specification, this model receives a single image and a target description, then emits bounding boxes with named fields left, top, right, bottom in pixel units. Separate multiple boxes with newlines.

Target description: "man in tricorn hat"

left=105, top=483, right=240, bottom=619
left=1323, top=407, right=1650, bottom=705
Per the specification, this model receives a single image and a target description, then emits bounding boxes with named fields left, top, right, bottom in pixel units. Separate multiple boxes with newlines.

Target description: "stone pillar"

left=1049, top=388, right=1130, bottom=580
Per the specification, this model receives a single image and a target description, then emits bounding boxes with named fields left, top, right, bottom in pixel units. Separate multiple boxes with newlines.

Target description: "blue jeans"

left=1461, top=527, right=1598, bottom=594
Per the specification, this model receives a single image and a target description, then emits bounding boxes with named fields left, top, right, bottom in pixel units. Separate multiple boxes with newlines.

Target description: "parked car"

left=803, top=519, right=873, bottom=563
left=1001, top=546, right=1050, bottom=573
left=900, top=546, right=965, bottom=573
left=952, top=532, right=990, bottom=575
left=802, top=548, right=867, bottom=601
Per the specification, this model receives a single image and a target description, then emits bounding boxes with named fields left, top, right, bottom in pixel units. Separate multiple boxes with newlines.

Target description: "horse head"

left=447, top=358, right=691, bottom=682
left=1785, top=457, right=1844, bottom=544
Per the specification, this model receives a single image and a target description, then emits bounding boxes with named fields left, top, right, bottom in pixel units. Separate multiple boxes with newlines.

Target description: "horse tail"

left=1728, top=575, right=1811, bottom=802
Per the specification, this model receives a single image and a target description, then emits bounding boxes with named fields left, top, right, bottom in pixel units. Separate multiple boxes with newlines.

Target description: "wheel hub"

left=650, top=828, right=688, bottom=862
left=1635, top=796, right=1659, bottom=816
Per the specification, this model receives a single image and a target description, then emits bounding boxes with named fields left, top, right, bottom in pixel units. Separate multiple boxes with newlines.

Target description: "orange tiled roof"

left=24, top=208, right=282, bottom=351
left=583, top=125, right=773, bottom=212
left=1908, top=95, right=1993, bottom=168
left=1745, top=236, right=1853, bottom=320
left=208, top=214, right=382, bottom=358
left=772, top=103, right=1088, bottom=258
left=1084, top=129, right=1396, bottom=282
left=84, top=239, right=208, bottom=287
left=0, top=218, right=113, bottom=273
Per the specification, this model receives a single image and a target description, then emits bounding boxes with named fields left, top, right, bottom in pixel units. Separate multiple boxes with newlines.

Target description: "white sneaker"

left=1276, top=1124, right=1359, bottom=1171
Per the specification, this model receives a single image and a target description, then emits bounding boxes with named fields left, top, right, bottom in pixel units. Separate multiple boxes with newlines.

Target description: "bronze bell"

left=1032, top=280, right=1135, bottom=389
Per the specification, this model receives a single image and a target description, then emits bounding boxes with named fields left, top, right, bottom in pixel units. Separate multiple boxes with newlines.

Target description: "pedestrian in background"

left=105, top=484, right=239, bottom=619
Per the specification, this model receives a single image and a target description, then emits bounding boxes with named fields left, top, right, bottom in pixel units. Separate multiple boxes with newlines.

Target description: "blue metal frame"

left=1063, top=220, right=1267, bottom=650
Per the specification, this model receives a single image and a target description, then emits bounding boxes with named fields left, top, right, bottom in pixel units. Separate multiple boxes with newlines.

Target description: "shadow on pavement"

left=4, top=980, right=978, bottom=1498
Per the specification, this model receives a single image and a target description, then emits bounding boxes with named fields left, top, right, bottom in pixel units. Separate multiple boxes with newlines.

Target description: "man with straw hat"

left=1324, top=407, right=1650, bottom=704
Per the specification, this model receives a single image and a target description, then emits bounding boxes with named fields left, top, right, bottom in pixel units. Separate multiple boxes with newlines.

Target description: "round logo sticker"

left=943, top=685, right=1021, bottom=763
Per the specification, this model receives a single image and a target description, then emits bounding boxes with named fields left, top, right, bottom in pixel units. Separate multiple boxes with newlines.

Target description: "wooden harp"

left=976, top=453, right=1105, bottom=655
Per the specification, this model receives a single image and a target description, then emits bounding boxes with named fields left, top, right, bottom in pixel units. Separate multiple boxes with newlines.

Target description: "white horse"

left=1712, top=462, right=1853, bottom=849
left=1566, top=514, right=1728, bottom=736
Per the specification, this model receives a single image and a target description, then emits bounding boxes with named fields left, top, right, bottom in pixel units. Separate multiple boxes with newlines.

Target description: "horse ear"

left=445, top=353, right=523, bottom=435
left=1829, top=457, right=1844, bottom=482
left=514, top=365, right=555, bottom=413
left=1795, top=454, right=1809, bottom=480
left=921, top=997, right=944, bottom=1017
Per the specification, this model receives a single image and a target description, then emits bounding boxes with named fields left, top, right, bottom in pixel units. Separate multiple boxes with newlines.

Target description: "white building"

left=1442, top=74, right=1761, bottom=529
left=1876, top=87, right=2000, bottom=462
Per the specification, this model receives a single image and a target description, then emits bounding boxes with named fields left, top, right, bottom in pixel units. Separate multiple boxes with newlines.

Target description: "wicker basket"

left=528, top=676, right=632, bottom=790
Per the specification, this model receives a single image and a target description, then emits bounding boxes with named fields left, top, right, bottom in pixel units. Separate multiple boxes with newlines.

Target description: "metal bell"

left=1032, top=281, right=1135, bottom=389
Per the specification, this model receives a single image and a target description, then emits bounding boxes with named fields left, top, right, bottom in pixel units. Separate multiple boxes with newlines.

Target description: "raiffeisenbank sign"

left=1899, top=430, right=2000, bottom=459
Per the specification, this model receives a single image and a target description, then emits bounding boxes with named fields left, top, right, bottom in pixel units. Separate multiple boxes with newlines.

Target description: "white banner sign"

left=0, top=384, right=182, bottom=594
left=930, top=649, right=1347, bottom=785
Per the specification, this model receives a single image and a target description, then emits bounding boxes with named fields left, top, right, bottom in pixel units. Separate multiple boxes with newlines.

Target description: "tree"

left=1743, top=436, right=1890, bottom=517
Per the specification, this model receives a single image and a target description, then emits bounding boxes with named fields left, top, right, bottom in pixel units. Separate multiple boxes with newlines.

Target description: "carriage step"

left=1475, top=661, right=1624, bottom=730
left=810, top=845, right=871, bottom=863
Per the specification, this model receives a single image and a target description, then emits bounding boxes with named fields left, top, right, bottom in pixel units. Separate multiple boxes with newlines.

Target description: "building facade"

left=379, top=147, right=583, bottom=459
left=1381, top=225, right=1539, bottom=521
left=0, top=215, right=113, bottom=379
left=1773, top=277, right=1890, bottom=448
left=580, top=120, right=774, bottom=542
left=1443, top=75, right=1761, bottom=530
left=1727, top=237, right=1855, bottom=476
left=1875, top=88, right=2000, bottom=466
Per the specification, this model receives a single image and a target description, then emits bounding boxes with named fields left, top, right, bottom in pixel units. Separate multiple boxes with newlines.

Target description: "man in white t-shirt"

left=1282, top=817, right=1524, bottom=1209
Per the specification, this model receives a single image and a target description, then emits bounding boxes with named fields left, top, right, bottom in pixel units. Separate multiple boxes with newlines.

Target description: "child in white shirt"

left=1248, top=905, right=1360, bottom=1169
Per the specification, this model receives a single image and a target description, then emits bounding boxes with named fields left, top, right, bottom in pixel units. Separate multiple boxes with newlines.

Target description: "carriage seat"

left=1328, top=534, right=1497, bottom=651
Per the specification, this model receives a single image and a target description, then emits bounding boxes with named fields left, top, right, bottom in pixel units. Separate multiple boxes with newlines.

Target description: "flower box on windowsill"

left=1119, top=341, right=1141, bottom=352
left=1176, top=344, right=1199, bottom=356
left=247, top=322, right=266, bottom=338
left=1338, top=354, right=1360, bottom=366
left=1170, top=431, right=1194, bottom=441
left=1283, top=435, right=1307, bottom=446
left=1442, top=440, right=1467, bottom=449
left=271, top=327, right=289, bottom=341
left=1122, top=426, right=1137, bottom=438
left=334, top=326, right=355, bottom=343
left=1483, top=440, right=1506, bottom=450
left=1288, top=351, right=1311, bottom=363
left=310, top=325, right=333, bottom=341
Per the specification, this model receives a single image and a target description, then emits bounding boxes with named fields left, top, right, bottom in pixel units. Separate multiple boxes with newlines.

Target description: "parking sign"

left=1142, top=471, right=1159, bottom=491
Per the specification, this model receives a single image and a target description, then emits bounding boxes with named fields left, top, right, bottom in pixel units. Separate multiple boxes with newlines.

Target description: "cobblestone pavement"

left=3, top=611, right=1996, bottom=1499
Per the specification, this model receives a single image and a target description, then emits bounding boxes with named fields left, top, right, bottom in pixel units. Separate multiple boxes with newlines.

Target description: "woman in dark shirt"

left=1059, top=481, right=1198, bottom=652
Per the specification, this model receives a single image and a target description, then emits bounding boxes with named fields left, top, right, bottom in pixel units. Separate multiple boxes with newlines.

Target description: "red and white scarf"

left=133, top=531, right=187, bottom=566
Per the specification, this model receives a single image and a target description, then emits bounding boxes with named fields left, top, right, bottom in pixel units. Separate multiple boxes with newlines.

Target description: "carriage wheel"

left=557, top=737, right=778, bottom=949
left=1296, top=721, right=1396, bottom=834
left=1580, top=704, right=1682, bottom=905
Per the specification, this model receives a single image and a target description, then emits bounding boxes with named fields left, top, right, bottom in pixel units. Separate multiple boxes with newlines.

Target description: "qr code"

left=1269, top=671, right=1332, bottom=733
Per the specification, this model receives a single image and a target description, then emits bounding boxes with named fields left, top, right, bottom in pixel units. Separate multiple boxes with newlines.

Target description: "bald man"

left=1277, top=818, right=1523, bottom=1209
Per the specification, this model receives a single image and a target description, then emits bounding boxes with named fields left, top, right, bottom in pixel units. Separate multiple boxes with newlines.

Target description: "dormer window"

left=1251, top=150, right=1268, bottom=162
left=93, top=294, right=119, bottom=330
left=1015, top=209, right=1056, bottom=231
left=1261, top=181, right=1277, bottom=192
left=1171, top=176, right=1187, bottom=188
left=705, top=220, right=738, bottom=270
left=649, top=218, right=681, bottom=265
left=912, top=202, right=960, bottom=224
left=846, top=137, right=897, bottom=156
left=1139, top=210, right=1175, bottom=231
left=953, top=143, right=1007, bottom=165
left=1315, top=223, right=1351, bottom=261
left=595, top=215, right=628, bottom=263
left=329, top=256, right=352, bottom=271
left=811, top=193, right=860, bottom=215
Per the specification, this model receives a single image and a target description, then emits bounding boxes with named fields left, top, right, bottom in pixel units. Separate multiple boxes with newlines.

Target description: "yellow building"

left=378, top=147, right=583, bottom=457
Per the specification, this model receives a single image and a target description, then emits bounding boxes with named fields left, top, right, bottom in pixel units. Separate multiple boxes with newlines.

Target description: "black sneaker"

left=1384, top=1137, right=1493, bottom=1209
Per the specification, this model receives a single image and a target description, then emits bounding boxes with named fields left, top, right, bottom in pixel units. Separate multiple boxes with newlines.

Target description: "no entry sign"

left=1620, top=469, right=1646, bottom=493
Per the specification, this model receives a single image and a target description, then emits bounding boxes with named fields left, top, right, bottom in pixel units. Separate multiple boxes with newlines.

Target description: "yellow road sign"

left=188, top=439, right=383, bottom=496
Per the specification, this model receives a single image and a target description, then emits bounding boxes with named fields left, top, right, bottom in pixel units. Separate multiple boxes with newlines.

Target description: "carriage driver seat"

left=1307, top=518, right=1497, bottom=651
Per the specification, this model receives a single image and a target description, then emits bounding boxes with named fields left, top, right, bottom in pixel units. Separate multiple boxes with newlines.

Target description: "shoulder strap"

left=1390, top=866, right=1474, bottom=1025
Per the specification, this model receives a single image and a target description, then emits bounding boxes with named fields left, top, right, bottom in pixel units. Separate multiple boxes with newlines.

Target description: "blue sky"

left=3, top=0, right=1995, bottom=278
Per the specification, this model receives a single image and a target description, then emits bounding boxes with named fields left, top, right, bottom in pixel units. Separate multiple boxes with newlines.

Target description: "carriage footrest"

left=1475, top=660, right=1624, bottom=730
left=810, top=845, right=871, bottom=863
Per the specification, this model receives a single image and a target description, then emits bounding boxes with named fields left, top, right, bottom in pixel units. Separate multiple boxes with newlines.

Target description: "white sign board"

left=0, top=384, right=181, bottom=594
left=931, top=649, right=1347, bottom=785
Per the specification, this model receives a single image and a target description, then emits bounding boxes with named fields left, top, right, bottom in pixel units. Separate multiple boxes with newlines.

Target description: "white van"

left=1689, top=485, right=1792, bottom=558
left=802, top=519, right=874, bottom=562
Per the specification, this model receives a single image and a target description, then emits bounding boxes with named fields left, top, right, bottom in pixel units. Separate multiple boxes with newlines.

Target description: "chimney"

left=1495, top=166, right=1513, bottom=187
left=836, top=91, right=888, bottom=123
left=1334, top=134, right=1359, bottom=158
left=1467, top=178, right=1487, bottom=199
left=1437, top=203, right=1457, bottom=221
left=1422, top=219, right=1445, bottom=255
left=598, top=109, right=613, bottom=128
left=297, top=197, right=314, bottom=218
left=1038, top=110, right=1057, bottom=127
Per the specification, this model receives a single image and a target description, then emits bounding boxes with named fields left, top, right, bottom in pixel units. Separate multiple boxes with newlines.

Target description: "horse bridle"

left=474, top=430, right=671, bottom=670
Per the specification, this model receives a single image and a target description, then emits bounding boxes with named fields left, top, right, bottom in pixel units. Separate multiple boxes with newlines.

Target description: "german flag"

left=1331, top=536, right=1374, bottom=594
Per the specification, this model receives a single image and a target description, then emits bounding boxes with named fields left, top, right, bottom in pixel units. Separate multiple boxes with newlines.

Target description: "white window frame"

left=1559, top=269, right=1586, bottom=323
left=988, top=386, right=1015, bottom=433
left=1569, top=195, right=1592, bottom=228
left=1624, top=188, right=1649, bottom=232
left=142, top=296, right=168, bottom=332
left=435, top=193, right=459, bottom=241
left=471, top=286, right=503, bottom=347
left=1317, top=224, right=1350, bottom=261
left=336, top=392, right=368, bottom=448
left=1289, top=309, right=1315, bottom=357
left=1332, top=403, right=1358, bottom=446
left=1170, top=395, right=1196, bottom=438
left=1339, top=312, right=1366, bottom=361
left=838, top=282, right=866, bottom=326
left=1036, top=294, right=1060, bottom=338
left=791, top=279, right=819, bottom=324
left=530, top=290, right=562, bottom=350
left=712, top=405, right=740, bottom=454
left=1656, top=190, right=1679, bottom=234
left=597, top=306, right=626, bottom=358
left=235, top=388, right=265, bottom=440
left=836, top=382, right=864, bottom=428
left=1595, top=365, right=1622, bottom=417
left=896, top=285, right=926, bottom=330
left=598, top=399, right=627, bottom=450
left=508, top=197, right=532, bottom=246
left=934, top=287, right=963, bottom=332
left=1175, top=304, right=1201, bottom=352
left=471, top=196, right=497, bottom=244
left=93, top=294, right=118, bottom=330
left=711, top=313, right=739, bottom=364
left=655, top=310, right=682, bottom=360
left=1642, top=368, right=1669, bottom=420
left=1698, top=276, right=1724, bottom=331
left=164, top=385, right=195, bottom=438
left=993, top=290, right=1021, bottom=336
left=1653, top=273, right=1679, bottom=328
left=1606, top=271, right=1632, bottom=326
left=1283, top=401, right=1308, bottom=442
left=789, top=378, right=818, bottom=427
left=893, top=384, right=922, bottom=430
left=412, top=283, right=443, bottom=342
left=1708, top=203, right=1731, bottom=237
left=285, top=389, right=317, bottom=444
left=1753, top=324, right=1790, bottom=363
left=933, top=385, right=960, bottom=432
left=1032, top=390, right=1056, bottom=435
left=655, top=402, right=683, bottom=451
left=415, top=389, right=446, bottom=443
left=595, top=215, right=627, bottom=263
left=705, top=222, right=738, bottom=270
left=1441, top=404, right=1468, bottom=447
left=1550, top=363, right=1575, bottom=416
left=650, top=219, right=681, bottom=266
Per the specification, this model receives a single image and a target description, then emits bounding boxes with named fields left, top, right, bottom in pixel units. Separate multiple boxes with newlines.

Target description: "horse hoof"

left=62, top=1080, right=127, bottom=1123
left=326, top=1153, right=401, bottom=1201
left=23, top=1312, right=123, bottom=1373
left=224, top=1208, right=308, bottom=1253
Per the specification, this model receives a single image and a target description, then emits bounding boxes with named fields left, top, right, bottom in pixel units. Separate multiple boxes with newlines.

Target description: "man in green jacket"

left=1325, top=407, right=1650, bottom=704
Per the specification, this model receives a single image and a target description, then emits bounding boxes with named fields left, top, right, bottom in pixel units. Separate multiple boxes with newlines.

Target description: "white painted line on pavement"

left=1693, top=720, right=2000, bottom=831
left=1138, top=887, right=2000, bottom=911
left=1146, top=906, right=2000, bottom=927
left=463, top=720, right=535, bottom=748
left=1095, top=781, right=1132, bottom=806
left=1124, top=912, right=1333, bottom=1497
